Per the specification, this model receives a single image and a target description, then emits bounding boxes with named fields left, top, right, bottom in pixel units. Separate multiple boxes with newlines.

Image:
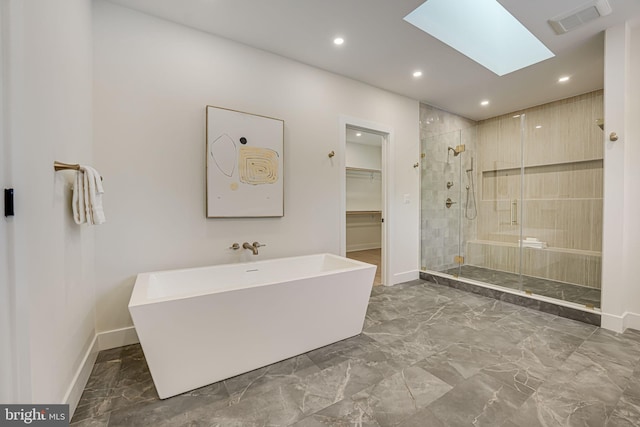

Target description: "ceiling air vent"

left=549, top=0, right=612, bottom=35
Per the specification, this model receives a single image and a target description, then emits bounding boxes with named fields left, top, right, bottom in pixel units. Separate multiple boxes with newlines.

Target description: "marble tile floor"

left=347, top=248, right=382, bottom=286
left=71, top=279, right=640, bottom=427
left=443, top=264, right=602, bottom=309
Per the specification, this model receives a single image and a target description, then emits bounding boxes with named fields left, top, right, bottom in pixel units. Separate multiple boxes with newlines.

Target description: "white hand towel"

left=72, top=166, right=106, bottom=225
left=72, top=170, right=86, bottom=225
left=81, top=165, right=106, bottom=225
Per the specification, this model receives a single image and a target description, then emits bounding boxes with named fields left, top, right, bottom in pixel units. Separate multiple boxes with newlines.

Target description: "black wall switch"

left=4, top=188, right=14, bottom=217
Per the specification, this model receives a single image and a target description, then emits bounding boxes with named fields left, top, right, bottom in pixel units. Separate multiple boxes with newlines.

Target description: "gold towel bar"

left=54, top=161, right=81, bottom=171
left=54, top=161, right=103, bottom=180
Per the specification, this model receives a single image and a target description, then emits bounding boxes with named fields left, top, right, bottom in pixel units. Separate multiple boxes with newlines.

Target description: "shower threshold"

left=420, top=265, right=601, bottom=326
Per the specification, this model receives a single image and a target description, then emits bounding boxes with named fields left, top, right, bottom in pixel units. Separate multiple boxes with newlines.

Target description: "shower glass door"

left=520, top=96, right=603, bottom=308
left=458, top=114, right=523, bottom=293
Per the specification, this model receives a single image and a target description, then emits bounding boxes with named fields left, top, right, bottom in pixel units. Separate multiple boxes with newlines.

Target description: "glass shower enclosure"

left=420, top=93, right=603, bottom=309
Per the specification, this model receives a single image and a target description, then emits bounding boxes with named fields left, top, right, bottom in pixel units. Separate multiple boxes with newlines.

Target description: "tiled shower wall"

left=420, top=104, right=477, bottom=271
left=472, top=90, right=604, bottom=288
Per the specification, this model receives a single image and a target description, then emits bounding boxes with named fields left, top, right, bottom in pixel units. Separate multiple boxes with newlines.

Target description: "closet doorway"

left=343, top=125, right=386, bottom=286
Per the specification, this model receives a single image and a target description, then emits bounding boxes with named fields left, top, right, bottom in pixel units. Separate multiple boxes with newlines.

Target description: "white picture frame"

left=206, top=106, right=284, bottom=217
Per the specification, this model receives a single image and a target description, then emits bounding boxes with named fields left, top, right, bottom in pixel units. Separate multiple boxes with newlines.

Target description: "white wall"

left=2, top=0, right=96, bottom=404
left=93, top=1, right=420, bottom=333
left=346, top=142, right=382, bottom=170
left=602, top=19, right=640, bottom=332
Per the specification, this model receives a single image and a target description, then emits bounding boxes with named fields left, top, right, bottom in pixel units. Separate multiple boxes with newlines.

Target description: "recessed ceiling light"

left=513, top=114, right=521, bottom=118
left=480, top=100, right=489, bottom=106
left=558, top=76, right=570, bottom=83
left=404, top=0, right=554, bottom=76
left=535, top=125, right=542, bottom=129
left=333, top=37, right=344, bottom=46
left=413, top=71, right=423, bottom=77
left=356, top=132, right=362, bottom=137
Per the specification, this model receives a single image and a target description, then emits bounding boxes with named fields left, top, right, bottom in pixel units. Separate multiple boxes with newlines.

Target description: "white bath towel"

left=72, top=165, right=106, bottom=225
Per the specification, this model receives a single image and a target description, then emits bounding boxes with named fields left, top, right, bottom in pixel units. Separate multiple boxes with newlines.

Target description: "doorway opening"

left=340, top=121, right=389, bottom=286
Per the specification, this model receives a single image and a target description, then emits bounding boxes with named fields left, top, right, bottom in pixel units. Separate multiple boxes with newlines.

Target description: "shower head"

left=447, top=145, right=465, bottom=157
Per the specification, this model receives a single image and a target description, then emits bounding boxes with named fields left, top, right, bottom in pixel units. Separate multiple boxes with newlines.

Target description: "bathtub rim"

left=128, top=252, right=376, bottom=308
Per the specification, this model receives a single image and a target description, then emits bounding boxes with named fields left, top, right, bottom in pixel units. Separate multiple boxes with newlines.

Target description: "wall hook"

left=328, top=151, right=335, bottom=158
left=610, top=132, right=618, bottom=142
left=413, top=162, right=419, bottom=168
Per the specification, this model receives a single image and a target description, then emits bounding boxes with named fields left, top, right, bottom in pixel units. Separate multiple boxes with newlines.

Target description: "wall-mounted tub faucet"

left=242, top=241, right=266, bottom=255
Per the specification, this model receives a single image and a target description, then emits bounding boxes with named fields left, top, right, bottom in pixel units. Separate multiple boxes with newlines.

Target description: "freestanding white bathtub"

left=128, top=253, right=376, bottom=399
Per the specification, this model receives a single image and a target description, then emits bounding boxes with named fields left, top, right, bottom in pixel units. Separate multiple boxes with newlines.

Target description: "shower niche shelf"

left=480, top=158, right=602, bottom=174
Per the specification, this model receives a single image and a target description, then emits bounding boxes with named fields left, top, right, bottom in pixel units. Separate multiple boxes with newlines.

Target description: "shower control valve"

left=445, top=198, right=456, bottom=209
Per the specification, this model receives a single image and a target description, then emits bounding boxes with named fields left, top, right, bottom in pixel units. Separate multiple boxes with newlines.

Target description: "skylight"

left=403, top=0, right=555, bottom=76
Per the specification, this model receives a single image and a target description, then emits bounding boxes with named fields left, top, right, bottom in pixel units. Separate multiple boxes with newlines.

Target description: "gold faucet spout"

left=242, top=242, right=259, bottom=255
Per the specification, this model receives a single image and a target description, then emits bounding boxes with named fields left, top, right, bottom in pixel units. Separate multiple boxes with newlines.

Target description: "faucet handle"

left=229, top=243, right=240, bottom=250
left=252, top=241, right=266, bottom=248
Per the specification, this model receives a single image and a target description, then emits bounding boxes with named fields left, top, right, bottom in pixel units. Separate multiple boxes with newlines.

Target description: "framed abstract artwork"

left=206, top=106, right=284, bottom=217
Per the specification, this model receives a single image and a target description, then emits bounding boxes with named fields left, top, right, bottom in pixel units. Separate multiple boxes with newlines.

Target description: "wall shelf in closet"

left=346, top=167, right=381, bottom=173
left=346, top=210, right=382, bottom=215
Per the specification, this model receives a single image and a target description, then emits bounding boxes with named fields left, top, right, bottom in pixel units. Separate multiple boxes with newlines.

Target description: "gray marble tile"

left=69, top=413, right=110, bottom=427
left=188, top=387, right=304, bottom=427
left=546, top=315, right=598, bottom=339
left=498, top=327, right=585, bottom=383
left=365, top=300, right=407, bottom=323
left=107, top=376, right=158, bottom=414
left=224, top=354, right=319, bottom=401
left=71, top=361, right=121, bottom=423
left=351, top=366, right=452, bottom=427
left=396, top=406, right=447, bottom=427
left=577, top=329, right=640, bottom=372
left=292, top=393, right=381, bottom=427
left=306, top=334, right=378, bottom=370
left=481, top=360, right=541, bottom=395
left=622, top=365, right=640, bottom=399
left=107, top=394, right=227, bottom=427
left=447, top=299, right=522, bottom=331
left=94, top=344, right=142, bottom=364
left=607, top=393, right=640, bottom=427
left=293, top=359, right=385, bottom=416
left=508, top=386, right=609, bottom=427
left=427, top=372, right=530, bottom=427
left=363, top=317, right=423, bottom=345
left=555, top=350, right=633, bottom=399
left=416, top=342, right=508, bottom=387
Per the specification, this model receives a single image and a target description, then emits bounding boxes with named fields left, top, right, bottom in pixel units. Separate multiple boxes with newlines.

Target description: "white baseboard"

left=64, top=335, right=99, bottom=417
left=623, top=312, right=640, bottom=332
left=601, top=311, right=640, bottom=333
left=601, top=313, right=625, bottom=333
left=389, top=270, right=419, bottom=286
left=97, top=326, right=139, bottom=351
left=64, top=327, right=139, bottom=418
